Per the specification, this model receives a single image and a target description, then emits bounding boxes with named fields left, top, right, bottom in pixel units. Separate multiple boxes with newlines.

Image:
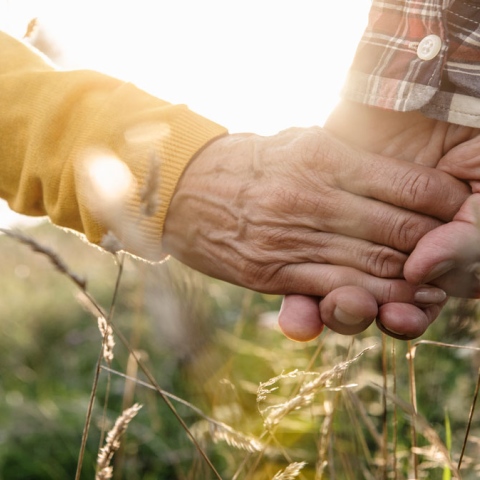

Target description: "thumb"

left=278, top=295, right=324, bottom=342
left=404, top=194, right=480, bottom=297
left=438, top=135, right=480, bottom=182
left=278, top=287, right=378, bottom=342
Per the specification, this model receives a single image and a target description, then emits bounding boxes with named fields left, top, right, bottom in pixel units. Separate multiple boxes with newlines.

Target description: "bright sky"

left=0, top=0, right=371, bottom=227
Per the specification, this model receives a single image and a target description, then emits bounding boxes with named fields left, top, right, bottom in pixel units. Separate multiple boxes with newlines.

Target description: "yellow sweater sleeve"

left=0, top=31, right=227, bottom=261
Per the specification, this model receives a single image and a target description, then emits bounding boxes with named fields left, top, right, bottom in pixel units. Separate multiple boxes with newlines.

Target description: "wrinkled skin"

left=163, top=109, right=473, bottom=340
left=279, top=101, right=480, bottom=341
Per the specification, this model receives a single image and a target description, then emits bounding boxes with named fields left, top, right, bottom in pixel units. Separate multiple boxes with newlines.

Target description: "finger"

left=298, top=190, right=443, bottom=254
left=278, top=288, right=377, bottom=341
left=260, top=229, right=407, bottom=278
left=318, top=287, right=441, bottom=338
left=376, top=301, right=445, bottom=340
left=404, top=223, right=474, bottom=284
left=404, top=194, right=480, bottom=297
left=406, top=256, right=480, bottom=298
left=279, top=288, right=443, bottom=342
left=321, top=131, right=470, bottom=222
left=428, top=270, right=480, bottom=298
left=437, top=134, right=480, bottom=183
left=278, top=295, right=323, bottom=342
left=319, top=286, right=377, bottom=335
left=275, top=263, right=447, bottom=306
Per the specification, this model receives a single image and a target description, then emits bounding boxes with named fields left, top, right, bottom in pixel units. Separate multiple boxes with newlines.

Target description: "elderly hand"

left=162, top=123, right=469, bottom=338
left=279, top=101, right=480, bottom=341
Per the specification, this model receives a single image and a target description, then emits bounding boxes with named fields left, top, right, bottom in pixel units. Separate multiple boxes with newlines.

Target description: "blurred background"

left=0, top=0, right=370, bottom=131
left=1, top=0, right=370, bottom=229
left=1, top=1, right=480, bottom=479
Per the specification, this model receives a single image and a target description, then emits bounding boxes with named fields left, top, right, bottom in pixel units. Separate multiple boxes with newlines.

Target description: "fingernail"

left=334, top=307, right=364, bottom=326
left=377, top=321, right=414, bottom=340
left=422, top=260, right=456, bottom=284
left=414, top=285, right=447, bottom=305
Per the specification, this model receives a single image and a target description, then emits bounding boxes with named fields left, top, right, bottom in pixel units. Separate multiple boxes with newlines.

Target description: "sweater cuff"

left=73, top=82, right=227, bottom=261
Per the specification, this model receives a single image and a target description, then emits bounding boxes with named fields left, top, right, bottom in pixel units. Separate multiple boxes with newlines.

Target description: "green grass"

left=0, top=222, right=479, bottom=479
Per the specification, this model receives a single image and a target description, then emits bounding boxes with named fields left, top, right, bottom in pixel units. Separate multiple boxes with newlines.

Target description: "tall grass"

left=0, top=223, right=479, bottom=479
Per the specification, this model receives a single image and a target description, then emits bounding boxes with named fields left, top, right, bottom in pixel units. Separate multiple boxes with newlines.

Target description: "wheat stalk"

left=258, top=346, right=375, bottom=429
left=272, top=461, right=307, bottom=480
left=371, top=383, right=460, bottom=478
left=0, top=228, right=87, bottom=289
left=102, top=365, right=265, bottom=454
left=97, top=316, right=115, bottom=364
left=191, top=419, right=264, bottom=453
left=96, top=403, right=142, bottom=480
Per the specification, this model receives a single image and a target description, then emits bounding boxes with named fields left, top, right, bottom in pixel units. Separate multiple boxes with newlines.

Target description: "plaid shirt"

left=342, top=0, right=480, bottom=127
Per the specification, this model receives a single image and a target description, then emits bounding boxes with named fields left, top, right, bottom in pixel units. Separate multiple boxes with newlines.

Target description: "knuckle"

left=394, top=168, right=468, bottom=221
left=379, top=281, right=397, bottom=304
left=266, top=266, right=295, bottom=294
left=389, top=212, right=427, bottom=252
left=318, top=269, right=340, bottom=293
left=237, top=248, right=283, bottom=293
left=238, top=258, right=267, bottom=291
left=364, top=246, right=405, bottom=278
left=396, top=169, right=431, bottom=207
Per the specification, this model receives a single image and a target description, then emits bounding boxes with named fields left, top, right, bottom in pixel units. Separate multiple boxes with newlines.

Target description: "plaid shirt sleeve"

left=342, top=0, right=480, bottom=128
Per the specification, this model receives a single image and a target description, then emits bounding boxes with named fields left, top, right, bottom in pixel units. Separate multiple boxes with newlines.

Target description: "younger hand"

left=405, top=136, right=480, bottom=296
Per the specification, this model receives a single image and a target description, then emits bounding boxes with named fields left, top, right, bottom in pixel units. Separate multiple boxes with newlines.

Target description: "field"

left=0, top=222, right=479, bottom=479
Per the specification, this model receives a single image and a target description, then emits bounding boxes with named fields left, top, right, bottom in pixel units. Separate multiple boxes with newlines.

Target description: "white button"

left=417, top=34, right=442, bottom=60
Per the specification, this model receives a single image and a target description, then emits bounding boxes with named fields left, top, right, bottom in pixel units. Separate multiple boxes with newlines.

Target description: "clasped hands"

left=163, top=100, right=480, bottom=341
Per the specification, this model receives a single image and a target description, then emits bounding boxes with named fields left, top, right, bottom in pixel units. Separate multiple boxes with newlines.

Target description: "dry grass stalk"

left=272, top=461, right=307, bottom=479
left=257, top=369, right=303, bottom=403
left=406, top=340, right=419, bottom=478
left=258, top=346, right=375, bottom=429
left=139, top=151, right=161, bottom=217
left=407, top=338, right=480, bottom=471
left=412, top=445, right=453, bottom=469
left=316, top=399, right=334, bottom=478
left=209, top=421, right=263, bottom=453
left=100, top=231, right=124, bottom=255
left=97, top=316, right=115, bottom=364
left=459, top=366, right=480, bottom=470
left=0, top=229, right=122, bottom=480
left=192, top=419, right=264, bottom=453
left=373, top=384, right=460, bottom=478
left=76, top=290, right=107, bottom=319
left=391, top=339, right=398, bottom=480
left=96, top=403, right=142, bottom=480
left=23, top=17, right=38, bottom=39
left=411, top=339, right=480, bottom=356
left=108, top=365, right=265, bottom=453
left=117, top=367, right=222, bottom=479
left=0, top=228, right=86, bottom=289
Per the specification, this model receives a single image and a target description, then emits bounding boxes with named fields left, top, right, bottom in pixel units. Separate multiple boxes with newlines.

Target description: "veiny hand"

left=279, top=102, right=480, bottom=341
left=162, top=125, right=469, bottom=336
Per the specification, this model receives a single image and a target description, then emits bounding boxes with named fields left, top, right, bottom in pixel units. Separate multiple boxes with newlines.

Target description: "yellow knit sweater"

left=0, top=31, right=227, bottom=260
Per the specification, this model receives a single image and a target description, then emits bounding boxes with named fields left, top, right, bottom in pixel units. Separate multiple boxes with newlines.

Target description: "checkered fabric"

left=342, top=0, right=480, bottom=127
